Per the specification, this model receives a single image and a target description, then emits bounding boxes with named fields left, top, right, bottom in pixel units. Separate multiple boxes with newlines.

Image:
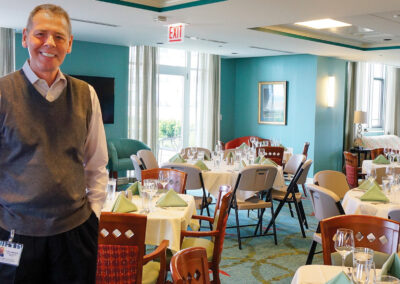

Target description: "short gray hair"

left=26, top=4, right=71, bottom=35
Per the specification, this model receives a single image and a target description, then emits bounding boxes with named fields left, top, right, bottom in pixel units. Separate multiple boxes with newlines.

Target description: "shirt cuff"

left=90, top=202, right=103, bottom=219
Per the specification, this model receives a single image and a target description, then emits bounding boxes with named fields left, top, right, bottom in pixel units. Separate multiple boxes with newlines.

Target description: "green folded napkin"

left=381, top=253, right=400, bottom=279
left=126, top=181, right=141, bottom=195
left=360, top=183, right=389, bottom=202
left=156, top=189, right=188, bottom=207
left=373, top=154, right=390, bottom=164
left=111, top=193, right=138, bottom=213
left=194, top=160, right=210, bottom=171
left=254, top=156, right=261, bottom=164
left=241, top=160, right=247, bottom=167
left=262, top=158, right=277, bottom=166
left=358, top=178, right=380, bottom=190
left=326, top=272, right=351, bottom=284
left=238, top=142, right=248, bottom=149
left=227, top=151, right=235, bottom=160
left=169, top=153, right=186, bottom=163
left=204, top=153, right=211, bottom=161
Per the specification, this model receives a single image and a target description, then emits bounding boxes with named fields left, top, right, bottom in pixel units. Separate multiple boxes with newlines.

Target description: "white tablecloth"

left=361, top=160, right=400, bottom=174
left=201, top=161, right=285, bottom=201
left=103, top=193, right=197, bottom=252
left=291, top=265, right=380, bottom=284
left=342, top=189, right=400, bottom=218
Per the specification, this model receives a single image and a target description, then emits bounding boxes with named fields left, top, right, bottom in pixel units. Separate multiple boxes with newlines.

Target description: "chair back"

left=181, top=147, right=212, bottom=160
left=372, top=167, right=386, bottom=184
left=130, top=154, right=144, bottom=182
left=320, top=214, right=400, bottom=265
left=162, top=163, right=202, bottom=190
left=284, top=154, right=305, bottom=175
left=141, top=168, right=187, bottom=194
left=170, top=247, right=211, bottom=284
left=302, top=142, right=310, bottom=158
left=388, top=209, right=400, bottom=222
left=371, top=148, right=385, bottom=160
left=306, top=184, right=344, bottom=221
left=313, top=170, right=350, bottom=199
left=256, top=146, right=285, bottom=166
left=137, top=149, right=159, bottom=169
left=225, top=136, right=270, bottom=150
left=236, top=165, right=277, bottom=192
left=97, top=212, right=147, bottom=284
left=343, top=151, right=359, bottom=188
left=296, top=159, right=312, bottom=185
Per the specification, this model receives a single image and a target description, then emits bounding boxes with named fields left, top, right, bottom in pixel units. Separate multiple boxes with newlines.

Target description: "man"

left=0, top=4, right=108, bottom=283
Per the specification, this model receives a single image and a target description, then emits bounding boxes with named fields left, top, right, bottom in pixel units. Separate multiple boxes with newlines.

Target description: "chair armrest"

left=191, top=215, right=214, bottom=223
left=181, top=230, right=219, bottom=238
left=107, top=142, right=119, bottom=171
left=143, top=239, right=169, bottom=264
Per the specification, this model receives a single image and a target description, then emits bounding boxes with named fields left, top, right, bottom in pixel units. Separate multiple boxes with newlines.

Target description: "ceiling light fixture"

left=295, top=18, right=351, bottom=29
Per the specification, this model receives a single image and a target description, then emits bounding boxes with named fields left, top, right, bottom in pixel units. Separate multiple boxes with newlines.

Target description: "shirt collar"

left=22, top=60, right=67, bottom=87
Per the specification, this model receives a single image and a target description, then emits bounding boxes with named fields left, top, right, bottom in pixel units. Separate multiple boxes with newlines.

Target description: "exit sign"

left=168, top=23, right=185, bottom=43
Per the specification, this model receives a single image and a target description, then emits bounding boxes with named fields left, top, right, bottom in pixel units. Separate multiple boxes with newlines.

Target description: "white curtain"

left=0, top=27, right=15, bottom=76
left=384, top=66, right=400, bottom=135
left=128, top=46, right=159, bottom=151
left=189, top=53, right=220, bottom=150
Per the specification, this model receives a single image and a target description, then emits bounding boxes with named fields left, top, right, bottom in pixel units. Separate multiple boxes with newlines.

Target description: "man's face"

left=22, top=10, right=73, bottom=83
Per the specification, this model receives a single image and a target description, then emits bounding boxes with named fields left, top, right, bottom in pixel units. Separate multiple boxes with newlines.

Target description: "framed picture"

left=258, top=81, right=287, bottom=125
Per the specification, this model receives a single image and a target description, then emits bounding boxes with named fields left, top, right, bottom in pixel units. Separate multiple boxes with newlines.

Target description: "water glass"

left=382, top=176, right=391, bottom=196
left=143, top=179, right=157, bottom=212
left=352, top=259, right=375, bottom=284
left=198, top=151, right=205, bottom=161
left=107, top=178, right=117, bottom=201
left=334, top=228, right=355, bottom=272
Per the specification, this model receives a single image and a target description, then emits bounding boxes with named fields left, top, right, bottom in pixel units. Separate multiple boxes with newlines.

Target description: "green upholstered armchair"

left=107, top=138, right=150, bottom=178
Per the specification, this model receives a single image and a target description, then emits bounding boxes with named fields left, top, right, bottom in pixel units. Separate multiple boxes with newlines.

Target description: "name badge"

left=0, top=241, right=23, bottom=266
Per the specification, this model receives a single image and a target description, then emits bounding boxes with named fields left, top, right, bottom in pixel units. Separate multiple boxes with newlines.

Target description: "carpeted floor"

left=215, top=194, right=324, bottom=283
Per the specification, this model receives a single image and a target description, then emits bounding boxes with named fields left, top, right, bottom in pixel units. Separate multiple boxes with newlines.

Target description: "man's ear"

left=22, top=28, right=28, bottom=48
left=67, top=35, right=73, bottom=54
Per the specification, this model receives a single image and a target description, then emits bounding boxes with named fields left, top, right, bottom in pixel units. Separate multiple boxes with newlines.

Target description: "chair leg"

left=288, top=203, right=294, bottom=217
left=212, top=264, right=220, bottom=284
left=306, top=240, right=318, bottom=265
left=234, top=207, right=242, bottom=250
left=298, top=201, right=309, bottom=229
left=253, top=208, right=265, bottom=236
left=292, top=201, right=306, bottom=238
left=271, top=206, right=277, bottom=245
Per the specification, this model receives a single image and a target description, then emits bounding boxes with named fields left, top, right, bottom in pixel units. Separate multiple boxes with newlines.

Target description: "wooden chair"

left=137, top=149, right=159, bottom=169
left=313, top=170, right=350, bottom=199
left=181, top=147, right=212, bottom=161
left=305, top=184, right=345, bottom=264
left=142, top=168, right=187, bottom=194
left=370, top=148, right=385, bottom=160
left=343, top=151, right=364, bottom=188
left=320, top=215, right=400, bottom=265
left=180, top=186, right=232, bottom=284
left=170, top=247, right=211, bottom=284
left=224, top=136, right=270, bottom=150
left=96, top=212, right=168, bottom=284
left=256, top=146, right=285, bottom=166
left=302, top=142, right=310, bottom=158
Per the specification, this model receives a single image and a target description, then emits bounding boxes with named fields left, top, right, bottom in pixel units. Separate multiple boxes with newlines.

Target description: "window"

left=368, top=64, right=385, bottom=129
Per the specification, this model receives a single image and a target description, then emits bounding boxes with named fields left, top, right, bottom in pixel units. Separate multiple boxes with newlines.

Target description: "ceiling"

left=3, top=0, right=400, bottom=66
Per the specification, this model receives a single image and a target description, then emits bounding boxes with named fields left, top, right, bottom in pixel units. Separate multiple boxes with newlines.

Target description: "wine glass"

left=187, top=149, right=194, bottom=161
left=258, top=148, right=265, bottom=158
left=384, top=148, right=389, bottom=158
left=250, top=136, right=256, bottom=149
left=191, top=147, right=198, bottom=160
left=159, top=171, right=170, bottom=189
left=334, top=228, right=355, bottom=272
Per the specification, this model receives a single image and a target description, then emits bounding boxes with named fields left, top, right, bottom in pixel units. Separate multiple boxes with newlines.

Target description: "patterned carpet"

left=216, top=194, right=324, bottom=283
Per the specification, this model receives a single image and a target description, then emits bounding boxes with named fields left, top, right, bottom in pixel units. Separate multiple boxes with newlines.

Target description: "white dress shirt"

left=22, top=61, right=108, bottom=218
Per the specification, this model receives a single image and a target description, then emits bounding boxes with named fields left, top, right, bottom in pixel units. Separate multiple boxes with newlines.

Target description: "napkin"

left=241, top=160, right=247, bottom=167
left=373, top=154, right=390, bottom=165
left=227, top=151, right=235, bottom=160
left=238, top=142, right=248, bottom=149
left=360, top=183, right=389, bottom=202
left=326, top=272, right=351, bottom=284
left=156, top=189, right=188, bottom=207
left=111, top=193, right=138, bottom=213
left=254, top=156, right=261, bottom=164
left=194, top=160, right=210, bottom=171
left=126, top=181, right=141, bottom=195
left=169, top=153, right=186, bottom=163
left=262, top=158, right=277, bottom=166
left=381, top=253, right=400, bottom=279
left=358, top=178, right=377, bottom=190
left=204, top=153, right=211, bottom=161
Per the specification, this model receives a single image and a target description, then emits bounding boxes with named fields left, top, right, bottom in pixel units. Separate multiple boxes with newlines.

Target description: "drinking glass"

left=384, top=148, right=389, bottom=158
left=352, top=259, right=374, bottom=284
left=159, top=171, right=170, bottom=189
left=191, top=147, right=198, bottom=159
left=106, top=178, right=117, bottom=201
left=187, top=149, right=195, bottom=161
left=143, top=179, right=157, bottom=212
left=334, top=228, right=355, bottom=272
left=250, top=136, right=256, bottom=149
left=382, top=176, right=391, bottom=196
left=258, top=148, right=265, bottom=158
left=198, top=151, right=205, bottom=161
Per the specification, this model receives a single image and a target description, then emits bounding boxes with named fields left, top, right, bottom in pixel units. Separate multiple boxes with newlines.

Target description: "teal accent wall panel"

left=220, top=59, right=236, bottom=142
left=14, top=33, right=129, bottom=140
left=314, top=57, right=347, bottom=173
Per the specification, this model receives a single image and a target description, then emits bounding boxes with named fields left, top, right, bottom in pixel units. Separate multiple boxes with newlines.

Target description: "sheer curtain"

left=189, top=53, right=220, bottom=150
left=384, top=66, right=400, bottom=135
left=0, top=27, right=15, bottom=76
left=128, top=46, right=159, bottom=151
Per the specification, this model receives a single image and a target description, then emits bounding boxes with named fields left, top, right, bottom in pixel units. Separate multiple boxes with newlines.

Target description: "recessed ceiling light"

left=231, top=52, right=238, bottom=55
left=295, top=18, right=351, bottom=29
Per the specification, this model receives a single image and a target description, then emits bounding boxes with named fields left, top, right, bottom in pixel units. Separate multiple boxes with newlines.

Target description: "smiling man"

left=0, top=4, right=108, bottom=283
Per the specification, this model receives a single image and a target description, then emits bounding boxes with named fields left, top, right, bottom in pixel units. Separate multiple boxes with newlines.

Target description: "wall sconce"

left=326, top=76, right=335, bottom=107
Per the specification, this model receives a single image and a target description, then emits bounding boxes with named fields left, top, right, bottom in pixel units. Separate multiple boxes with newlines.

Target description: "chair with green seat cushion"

left=179, top=185, right=233, bottom=284
left=97, top=212, right=168, bottom=284
left=107, top=138, right=150, bottom=178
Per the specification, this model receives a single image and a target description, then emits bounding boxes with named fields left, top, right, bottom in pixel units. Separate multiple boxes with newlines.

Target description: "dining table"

left=362, top=160, right=400, bottom=175
left=102, top=192, right=197, bottom=252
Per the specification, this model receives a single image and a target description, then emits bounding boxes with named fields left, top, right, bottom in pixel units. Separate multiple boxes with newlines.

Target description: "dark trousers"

left=0, top=212, right=98, bottom=284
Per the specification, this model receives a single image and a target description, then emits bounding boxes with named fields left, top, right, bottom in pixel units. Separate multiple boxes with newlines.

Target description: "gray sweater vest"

left=0, top=70, right=93, bottom=236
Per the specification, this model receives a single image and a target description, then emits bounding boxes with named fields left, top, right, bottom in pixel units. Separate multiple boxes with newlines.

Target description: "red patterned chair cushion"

left=96, top=244, right=139, bottom=284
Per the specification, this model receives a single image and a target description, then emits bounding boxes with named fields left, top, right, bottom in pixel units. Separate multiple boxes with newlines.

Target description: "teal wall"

left=220, top=54, right=347, bottom=173
left=15, top=33, right=129, bottom=140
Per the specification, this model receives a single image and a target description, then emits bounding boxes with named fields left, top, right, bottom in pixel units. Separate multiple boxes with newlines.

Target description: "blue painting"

left=258, top=81, right=287, bottom=125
